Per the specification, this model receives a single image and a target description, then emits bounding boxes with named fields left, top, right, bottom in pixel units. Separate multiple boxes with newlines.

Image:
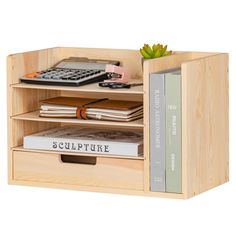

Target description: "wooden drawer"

left=13, top=151, right=144, bottom=190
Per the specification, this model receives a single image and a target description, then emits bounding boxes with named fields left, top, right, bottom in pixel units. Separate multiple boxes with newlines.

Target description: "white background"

left=0, top=0, right=235, bottom=235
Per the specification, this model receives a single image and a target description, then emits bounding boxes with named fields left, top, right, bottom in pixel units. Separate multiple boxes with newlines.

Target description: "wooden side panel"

left=7, top=57, right=14, bottom=181
left=7, top=48, right=60, bottom=182
left=13, top=151, right=144, bottom=190
left=143, top=52, right=193, bottom=191
left=59, top=47, right=143, bottom=80
left=181, top=53, right=229, bottom=198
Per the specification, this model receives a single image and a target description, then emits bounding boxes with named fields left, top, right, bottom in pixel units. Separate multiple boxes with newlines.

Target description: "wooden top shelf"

left=12, top=110, right=144, bottom=128
left=12, top=146, right=144, bottom=160
left=11, top=80, right=144, bottom=95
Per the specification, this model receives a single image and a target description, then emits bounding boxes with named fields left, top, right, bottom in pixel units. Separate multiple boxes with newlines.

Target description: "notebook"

left=40, top=97, right=143, bottom=122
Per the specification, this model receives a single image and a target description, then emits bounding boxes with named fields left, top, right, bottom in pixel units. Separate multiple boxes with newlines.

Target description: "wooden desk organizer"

left=7, top=47, right=229, bottom=199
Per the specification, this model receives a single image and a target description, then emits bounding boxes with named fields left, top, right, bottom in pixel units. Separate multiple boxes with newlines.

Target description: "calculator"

left=20, top=57, right=120, bottom=86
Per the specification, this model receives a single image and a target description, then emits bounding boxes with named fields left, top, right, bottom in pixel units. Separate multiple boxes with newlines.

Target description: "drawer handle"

left=61, top=155, right=97, bottom=165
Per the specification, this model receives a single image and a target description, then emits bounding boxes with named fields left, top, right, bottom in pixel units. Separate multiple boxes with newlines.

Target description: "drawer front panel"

left=13, top=151, right=144, bottom=190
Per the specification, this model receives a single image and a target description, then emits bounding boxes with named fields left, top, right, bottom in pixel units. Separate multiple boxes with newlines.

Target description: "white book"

left=24, top=126, right=143, bottom=156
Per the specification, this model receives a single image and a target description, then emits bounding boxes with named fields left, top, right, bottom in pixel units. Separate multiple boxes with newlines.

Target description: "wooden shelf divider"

left=12, top=110, right=144, bottom=128
left=12, top=146, right=145, bottom=160
left=11, top=80, right=144, bottom=95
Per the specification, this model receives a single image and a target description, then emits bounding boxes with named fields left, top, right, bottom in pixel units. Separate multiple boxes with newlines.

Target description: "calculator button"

left=43, top=76, right=51, bottom=79
left=51, top=76, right=60, bottom=80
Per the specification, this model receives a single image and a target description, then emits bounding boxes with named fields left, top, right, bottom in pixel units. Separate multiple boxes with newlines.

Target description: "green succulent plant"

left=140, top=43, right=172, bottom=59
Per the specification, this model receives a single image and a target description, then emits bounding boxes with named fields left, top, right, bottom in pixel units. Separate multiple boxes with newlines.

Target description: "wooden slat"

left=12, top=146, right=144, bottom=160
left=7, top=57, right=13, bottom=181
left=11, top=80, right=144, bottom=95
left=12, top=110, right=144, bottom=129
left=10, top=180, right=184, bottom=199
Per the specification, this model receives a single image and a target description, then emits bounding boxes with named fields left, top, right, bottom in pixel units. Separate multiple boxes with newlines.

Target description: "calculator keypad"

left=21, top=66, right=109, bottom=86
left=36, top=68, right=103, bottom=81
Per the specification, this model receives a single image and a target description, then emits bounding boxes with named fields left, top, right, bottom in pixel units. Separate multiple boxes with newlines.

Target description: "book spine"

left=150, top=73, right=166, bottom=192
left=165, top=72, right=182, bottom=193
left=24, top=136, right=141, bottom=156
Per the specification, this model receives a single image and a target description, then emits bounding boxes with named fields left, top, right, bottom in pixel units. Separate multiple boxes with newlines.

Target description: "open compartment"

left=11, top=119, right=144, bottom=159
left=11, top=86, right=144, bottom=128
